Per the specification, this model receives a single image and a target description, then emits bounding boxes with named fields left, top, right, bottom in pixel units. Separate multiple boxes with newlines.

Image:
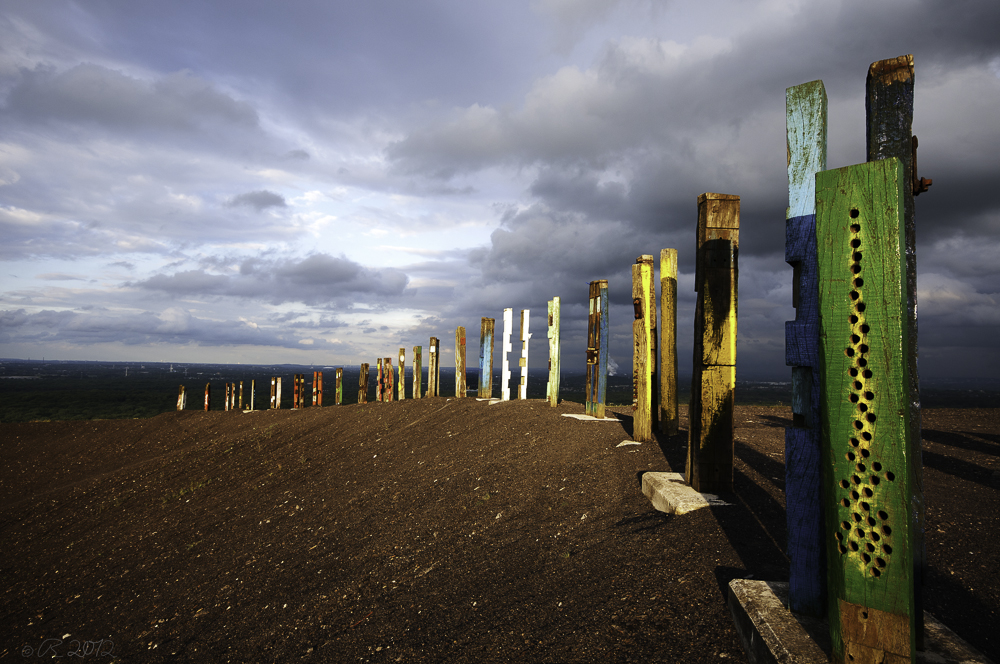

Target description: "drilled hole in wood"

left=850, top=438, right=860, bottom=447
left=855, top=528, right=866, bottom=539
left=840, top=479, right=850, bottom=488
left=871, top=531, right=881, bottom=542
left=851, top=490, right=860, bottom=500
left=851, top=334, right=861, bottom=343
left=850, top=290, right=860, bottom=300
left=860, top=448, right=870, bottom=458
left=862, top=432, right=872, bottom=441
left=850, top=209, right=860, bottom=219
left=866, top=542, right=875, bottom=552
left=836, top=532, right=844, bottom=541
left=850, top=541, right=859, bottom=552
left=850, top=238, right=861, bottom=249
left=856, top=463, right=866, bottom=472
left=862, top=553, right=871, bottom=563
left=857, top=357, right=868, bottom=367
left=849, top=367, right=859, bottom=377
left=871, top=568, right=881, bottom=578
left=864, top=391, right=874, bottom=400
left=852, top=513, right=862, bottom=523
left=882, top=525, right=892, bottom=536
left=850, top=223, right=861, bottom=233
left=858, top=344, right=869, bottom=354
left=854, top=420, right=864, bottom=430
left=850, top=393, right=860, bottom=403
left=865, top=413, right=876, bottom=423
left=872, top=462, right=882, bottom=471
left=839, top=544, right=848, bottom=555
left=862, top=487, right=873, bottom=498
left=847, top=452, right=856, bottom=461
left=856, top=302, right=866, bottom=313
left=860, top=501, right=870, bottom=511
left=851, top=264, right=861, bottom=275
left=841, top=520, right=851, bottom=529
left=877, top=510, right=888, bottom=520
left=852, top=475, right=862, bottom=485
left=846, top=347, right=855, bottom=357
left=853, top=380, right=863, bottom=390
left=861, top=323, right=870, bottom=334
left=841, top=498, right=851, bottom=507
left=859, top=403, right=868, bottom=413
left=854, top=277, right=864, bottom=288
left=863, top=369, right=873, bottom=378
left=870, top=475, right=880, bottom=485
left=853, top=251, right=863, bottom=262
left=867, top=516, right=877, bottom=527
left=876, top=557, right=886, bottom=569
left=885, top=471, right=895, bottom=481
left=882, top=543, right=892, bottom=554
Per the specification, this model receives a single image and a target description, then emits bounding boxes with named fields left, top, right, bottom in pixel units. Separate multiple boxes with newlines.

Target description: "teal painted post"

left=784, top=79, right=828, bottom=617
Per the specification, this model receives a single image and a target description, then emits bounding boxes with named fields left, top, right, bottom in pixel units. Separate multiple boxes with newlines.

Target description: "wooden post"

left=501, top=308, right=513, bottom=401
left=817, top=157, right=915, bottom=664
left=519, top=310, right=531, bottom=400
left=546, top=297, right=561, bottom=407
left=866, top=55, right=925, bottom=646
left=376, top=359, right=384, bottom=402
left=293, top=374, right=301, bottom=409
left=638, top=255, right=658, bottom=429
left=479, top=318, right=495, bottom=399
left=204, top=382, right=211, bottom=411
left=239, top=381, right=244, bottom=410
left=632, top=258, right=654, bottom=441
left=413, top=347, right=422, bottom=400
left=455, top=327, right=467, bottom=398
left=687, top=193, right=739, bottom=494
left=358, top=363, right=369, bottom=404
left=177, top=385, right=186, bottom=411
left=785, top=79, right=828, bottom=617
left=398, top=349, right=406, bottom=400
left=660, top=249, right=679, bottom=435
left=428, top=337, right=440, bottom=397
left=384, top=357, right=394, bottom=402
left=250, top=379, right=255, bottom=411
left=335, top=368, right=343, bottom=405
left=270, top=377, right=277, bottom=409
left=317, top=371, right=323, bottom=406
left=586, top=280, right=609, bottom=419
left=275, top=377, right=282, bottom=409
left=224, top=383, right=230, bottom=411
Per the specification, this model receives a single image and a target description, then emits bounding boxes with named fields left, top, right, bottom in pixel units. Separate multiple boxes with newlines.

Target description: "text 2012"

left=21, top=638, right=114, bottom=658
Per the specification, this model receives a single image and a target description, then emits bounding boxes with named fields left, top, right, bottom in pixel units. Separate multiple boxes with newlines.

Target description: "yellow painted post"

left=660, top=249, right=679, bottom=435
left=687, top=193, right=739, bottom=493
left=632, top=258, right=653, bottom=442
left=455, top=327, right=467, bottom=398
left=638, top=254, right=658, bottom=429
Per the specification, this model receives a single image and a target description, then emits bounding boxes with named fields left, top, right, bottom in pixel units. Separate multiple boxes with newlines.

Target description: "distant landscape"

left=2, top=358, right=997, bottom=423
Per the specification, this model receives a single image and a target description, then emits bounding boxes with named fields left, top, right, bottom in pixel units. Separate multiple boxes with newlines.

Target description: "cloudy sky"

left=1, top=0, right=998, bottom=380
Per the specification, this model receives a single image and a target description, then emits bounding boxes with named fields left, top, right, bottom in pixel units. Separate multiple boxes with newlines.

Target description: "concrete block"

left=641, top=471, right=732, bottom=515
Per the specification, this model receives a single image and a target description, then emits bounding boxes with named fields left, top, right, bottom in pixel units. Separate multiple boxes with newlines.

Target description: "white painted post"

left=519, top=309, right=531, bottom=400
left=501, top=307, right=513, bottom=401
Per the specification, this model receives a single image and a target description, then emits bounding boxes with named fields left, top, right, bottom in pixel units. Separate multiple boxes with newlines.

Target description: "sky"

left=1, top=0, right=998, bottom=380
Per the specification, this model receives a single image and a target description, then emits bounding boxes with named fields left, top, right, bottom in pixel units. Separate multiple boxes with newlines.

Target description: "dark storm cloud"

left=226, top=190, right=287, bottom=211
left=133, top=253, right=409, bottom=306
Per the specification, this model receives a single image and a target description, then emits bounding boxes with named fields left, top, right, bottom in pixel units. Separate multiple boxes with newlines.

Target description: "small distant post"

left=428, top=337, right=440, bottom=397
left=586, top=280, right=609, bottom=418
left=358, top=363, right=370, bottom=404
left=224, top=383, right=231, bottom=411
left=501, top=308, right=513, bottom=401
left=293, top=374, right=301, bottom=409
left=413, top=347, right=423, bottom=399
left=270, top=377, right=277, bottom=409
left=632, top=257, right=654, bottom=442
left=249, top=379, right=255, bottom=411
left=546, top=297, right=561, bottom=407
left=204, top=382, right=211, bottom=411
left=455, top=326, right=467, bottom=398
left=239, top=381, right=244, bottom=410
left=177, top=385, right=187, bottom=411
left=687, top=193, right=739, bottom=494
left=384, top=357, right=394, bottom=402
left=660, top=249, right=679, bottom=435
left=398, top=349, right=406, bottom=400
left=479, top=317, right=495, bottom=399
left=275, top=377, right=283, bottom=409
left=519, top=310, right=531, bottom=399
left=376, top=359, right=384, bottom=402
left=335, top=368, right=343, bottom=405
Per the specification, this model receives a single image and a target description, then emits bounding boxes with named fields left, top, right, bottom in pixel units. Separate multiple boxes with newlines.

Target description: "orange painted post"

left=316, top=371, right=323, bottom=406
left=270, top=377, right=277, bottom=409
left=632, top=257, right=653, bottom=442
left=293, top=374, right=301, bottom=409
left=455, top=326, right=467, bottom=398
left=204, top=382, right=211, bottom=411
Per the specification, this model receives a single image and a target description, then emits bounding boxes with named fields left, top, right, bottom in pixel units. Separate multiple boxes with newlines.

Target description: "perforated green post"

left=817, top=157, right=915, bottom=663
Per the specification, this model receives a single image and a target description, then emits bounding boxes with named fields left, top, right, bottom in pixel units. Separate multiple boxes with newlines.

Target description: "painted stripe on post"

left=501, top=308, right=513, bottom=401
left=479, top=318, right=495, bottom=399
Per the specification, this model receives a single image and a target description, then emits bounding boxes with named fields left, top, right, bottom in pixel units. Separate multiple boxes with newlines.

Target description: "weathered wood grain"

left=586, top=280, right=609, bottom=419
left=398, top=349, right=405, bottom=400
left=660, top=249, right=678, bottom=435
left=785, top=79, right=828, bottom=618
left=413, top=347, right=422, bottom=400
left=177, top=385, right=186, bottom=411
left=455, top=327, right=467, bottom=398
left=502, top=308, right=513, bottom=401
left=358, top=364, right=369, bottom=404
left=547, top=297, right=561, bottom=407
left=632, top=260, right=653, bottom=442
left=428, top=337, right=440, bottom=397
left=687, top=193, right=739, bottom=493
left=479, top=318, right=495, bottom=399
left=384, top=358, right=394, bottom=402
left=335, top=368, right=343, bottom=405
left=817, top=157, right=914, bottom=664
left=866, top=54, right=925, bottom=647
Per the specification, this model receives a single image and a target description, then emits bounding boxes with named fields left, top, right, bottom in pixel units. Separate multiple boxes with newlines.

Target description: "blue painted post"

left=586, top=280, right=609, bottom=418
left=784, top=79, right=828, bottom=617
left=479, top=317, right=495, bottom=398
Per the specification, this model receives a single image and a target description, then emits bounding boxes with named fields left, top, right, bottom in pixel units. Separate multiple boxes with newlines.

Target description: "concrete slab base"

left=640, top=472, right=733, bottom=515
left=728, top=579, right=995, bottom=664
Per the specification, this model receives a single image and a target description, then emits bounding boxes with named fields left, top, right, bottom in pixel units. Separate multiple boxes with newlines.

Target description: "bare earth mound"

left=1, top=399, right=998, bottom=663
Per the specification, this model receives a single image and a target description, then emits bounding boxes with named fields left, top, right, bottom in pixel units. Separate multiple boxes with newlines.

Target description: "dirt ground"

left=1, top=399, right=997, bottom=663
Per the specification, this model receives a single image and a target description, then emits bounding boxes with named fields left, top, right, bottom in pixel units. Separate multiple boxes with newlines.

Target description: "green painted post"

left=817, top=157, right=915, bottom=664
left=546, top=297, right=561, bottom=407
left=632, top=258, right=653, bottom=442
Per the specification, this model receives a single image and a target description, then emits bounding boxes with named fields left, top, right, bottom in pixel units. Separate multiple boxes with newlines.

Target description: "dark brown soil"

left=1, top=400, right=997, bottom=663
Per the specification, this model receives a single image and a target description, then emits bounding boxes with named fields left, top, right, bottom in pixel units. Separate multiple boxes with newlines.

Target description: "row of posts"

left=176, top=369, right=346, bottom=412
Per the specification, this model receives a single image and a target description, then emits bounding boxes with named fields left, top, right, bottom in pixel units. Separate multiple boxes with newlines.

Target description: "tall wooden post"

left=249, top=379, right=255, bottom=411
left=335, top=368, right=343, bottom=405
left=428, top=337, right=440, bottom=397
left=660, top=249, right=679, bottom=435
left=177, top=385, right=186, bottom=411
left=632, top=258, right=653, bottom=442
left=376, top=359, right=384, bottom=402
left=501, top=308, right=513, bottom=401
left=293, top=374, right=301, bottom=409
left=479, top=318, right=495, bottom=399
left=384, top=357, right=394, bottom=402
left=358, top=363, right=369, bottom=404
left=586, top=280, right=609, bottom=418
left=687, top=193, right=739, bottom=494
left=518, top=310, right=531, bottom=400
left=398, top=349, right=406, bottom=400
left=546, top=297, right=561, bottom=407
left=270, top=377, right=277, bottom=409
left=239, top=381, right=244, bottom=410
left=316, top=371, right=323, bottom=406
left=225, top=383, right=231, bottom=411
left=455, top=327, right=467, bottom=398
left=204, top=383, right=211, bottom=411
left=275, top=377, right=282, bottom=409
left=785, top=79, right=828, bottom=617
left=817, top=157, right=916, bottom=664
left=413, top=347, right=422, bottom=399
left=638, top=255, right=658, bottom=429
left=866, top=55, right=925, bottom=645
